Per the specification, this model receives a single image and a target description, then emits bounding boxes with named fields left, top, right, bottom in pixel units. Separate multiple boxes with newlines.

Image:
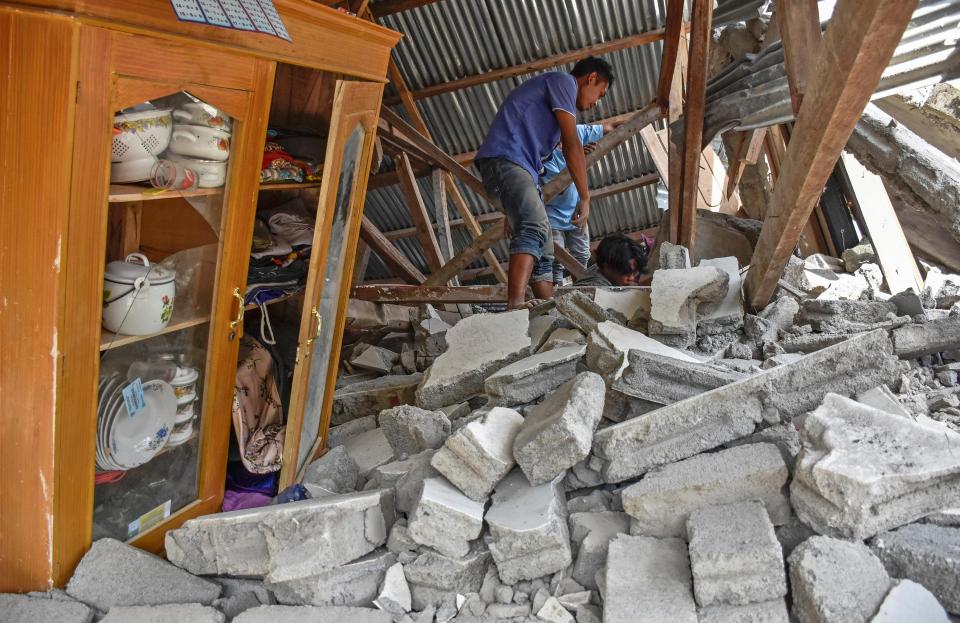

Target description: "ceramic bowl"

left=169, top=124, right=231, bottom=161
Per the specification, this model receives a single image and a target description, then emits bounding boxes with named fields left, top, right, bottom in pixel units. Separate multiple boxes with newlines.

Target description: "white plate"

left=97, top=375, right=123, bottom=470
left=109, top=380, right=177, bottom=469
left=100, top=383, right=126, bottom=470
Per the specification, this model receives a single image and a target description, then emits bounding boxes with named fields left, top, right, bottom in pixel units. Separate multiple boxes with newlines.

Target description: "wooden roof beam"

left=359, top=215, right=427, bottom=284
left=745, top=0, right=919, bottom=309
left=777, top=0, right=822, bottom=114
left=657, top=0, right=686, bottom=114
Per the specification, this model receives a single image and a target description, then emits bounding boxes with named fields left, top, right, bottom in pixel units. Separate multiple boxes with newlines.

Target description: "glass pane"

left=298, top=124, right=366, bottom=470
left=94, top=91, right=234, bottom=540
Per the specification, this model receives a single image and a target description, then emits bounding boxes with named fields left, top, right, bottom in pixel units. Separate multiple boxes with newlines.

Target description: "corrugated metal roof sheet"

left=363, top=0, right=678, bottom=280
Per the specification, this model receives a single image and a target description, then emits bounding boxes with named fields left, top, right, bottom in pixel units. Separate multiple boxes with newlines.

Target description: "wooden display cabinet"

left=0, top=0, right=399, bottom=592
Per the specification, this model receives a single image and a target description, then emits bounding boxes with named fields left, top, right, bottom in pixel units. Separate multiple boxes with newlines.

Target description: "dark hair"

left=571, top=56, right=615, bottom=88
left=596, top=233, right=647, bottom=276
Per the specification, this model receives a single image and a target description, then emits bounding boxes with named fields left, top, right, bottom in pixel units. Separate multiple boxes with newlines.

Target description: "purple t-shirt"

left=475, top=72, right=578, bottom=181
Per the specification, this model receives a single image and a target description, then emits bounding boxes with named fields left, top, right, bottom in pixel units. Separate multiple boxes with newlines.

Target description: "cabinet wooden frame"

left=0, top=1, right=399, bottom=592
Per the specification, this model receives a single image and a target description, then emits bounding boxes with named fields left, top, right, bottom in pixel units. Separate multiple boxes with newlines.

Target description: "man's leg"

left=567, top=224, right=591, bottom=269
left=552, top=229, right=567, bottom=285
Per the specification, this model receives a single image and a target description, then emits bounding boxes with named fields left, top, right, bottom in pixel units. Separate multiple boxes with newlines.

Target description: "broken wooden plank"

left=397, top=152, right=446, bottom=274
left=591, top=172, right=660, bottom=200
left=359, top=215, right=427, bottom=284
left=352, top=284, right=508, bottom=304
left=840, top=151, right=923, bottom=294
left=445, top=177, right=509, bottom=284
left=432, top=169, right=454, bottom=263
left=745, top=0, right=919, bottom=309
left=724, top=129, right=766, bottom=200
left=676, top=0, right=714, bottom=252
left=554, top=244, right=587, bottom=281
left=657, top=0, right=686, bottom=113
left=351, top=239, right=371, bottom=286
left=423, top=219, right=505, bottom=286
left=777, top=0, right=822, bottom=113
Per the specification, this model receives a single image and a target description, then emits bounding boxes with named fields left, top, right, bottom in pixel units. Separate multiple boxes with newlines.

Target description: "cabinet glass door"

left=283, top=81, right=384, bottom=481
left=94, top=89, right=239, bottom=540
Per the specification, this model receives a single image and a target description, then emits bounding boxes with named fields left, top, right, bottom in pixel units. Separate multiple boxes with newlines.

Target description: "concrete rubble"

left=512, top=371, right=605, bottom=485
left=430, top=406, right=524, bottom=500
left=19, top=255, right=960, bottom=623
left=622, top=443, right=791, bottom=538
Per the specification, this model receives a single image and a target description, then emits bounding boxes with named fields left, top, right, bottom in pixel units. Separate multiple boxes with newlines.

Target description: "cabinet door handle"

left=306, top=306, right=323, bottom=345
left=229, top=287, right=245, bottom=330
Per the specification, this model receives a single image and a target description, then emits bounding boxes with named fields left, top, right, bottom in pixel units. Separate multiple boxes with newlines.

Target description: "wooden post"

left=396, top=152, right=446, bottom=274
left=359, top=215, right=427, bottom=284
left=657, top=0, right=686, bottom=114
left=745, top=0, right=919, bottom=309
left=423, top=220, right=505, bottom=286
left=675, top=0, right=713, bottom=253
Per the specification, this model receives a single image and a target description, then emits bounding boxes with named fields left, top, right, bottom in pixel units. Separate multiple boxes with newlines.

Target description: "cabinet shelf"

left=109, top=184, right=224, bottom=203
left=244, top=289, right=304, bottom=311
left=258, top=181, right=322, bottom=191
left=99, top=307, right=211, bottom=352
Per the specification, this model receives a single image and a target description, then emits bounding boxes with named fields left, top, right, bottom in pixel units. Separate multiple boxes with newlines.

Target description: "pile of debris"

left=5, top=246, right=960, bottom=623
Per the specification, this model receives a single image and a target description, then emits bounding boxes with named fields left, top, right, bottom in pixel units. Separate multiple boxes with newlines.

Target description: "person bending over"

left=575, top=233, right=648, bottom=287
left=474, top=56, right=614, bottom=309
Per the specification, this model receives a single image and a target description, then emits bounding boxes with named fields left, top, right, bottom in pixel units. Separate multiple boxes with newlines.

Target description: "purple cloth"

left=226, top=460, right=279, bottom=496
left=222, top=489, right=273, bottom=512
left=475, top=72, right=578, bottom=181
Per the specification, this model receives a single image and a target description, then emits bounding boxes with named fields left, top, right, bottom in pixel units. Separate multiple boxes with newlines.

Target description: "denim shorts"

left=476, top=157, right=553, bottom=282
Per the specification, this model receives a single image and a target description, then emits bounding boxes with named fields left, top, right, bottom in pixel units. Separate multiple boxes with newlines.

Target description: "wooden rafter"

left=745, top=0, right=919, bottom=309
left=591, top=172, right=660, bottom=201
left=657, top=0, right=686, bottom=114
left=370, top=0, right=441, bottom=18
left=385, top=27, right=679, bottom=105
left=777, top=0, right=822, bottom=113
left=359, top=215, right=427, bottom=284
left=674, top=0, right=713, bottom=252
left=423, top=220, right=505, bottom=286
left=396, top=152, right=446, bottom=274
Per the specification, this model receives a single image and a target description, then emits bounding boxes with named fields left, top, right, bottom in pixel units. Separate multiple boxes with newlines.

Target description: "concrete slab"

left=484, top=345, right=585, bottom=407
left=568, top=511, right=630, bottom=590
left=99, top=604, right=224, bottom=623
left=416, top=310, right=531, bottom=410
left=513, top=372, right=605, bottom=485
left=870, top=523, right=960, bottom=613
left=66, top=538, right=220, bottom=612
left=792, top=394, right=960, bottom=539
left=555, top=290, right=614, bottom=335
left=649, top=266, right=729, bottom=347
left=603, top=535, right=697, bottom=623
left=0, top=594, right=93, bottom=623
left=302, top=445, right=360, bottom=498
left=404, top=543, right=491, bottom=610
left=871, top=579, right=950, bottom=622
left=408, top=477, right=485, bottom=558
left=699, top=257, right=744, bottom=335
left=697, top=600, right=789, bottom=623
left=613, top=349, right=745, bottom=406
left=377, top=405, right=451, bottom=458
left=232, top=605, right=392, bottom=623
left=586, top=320, right=702, bottom=382
left=332, top=374, right=422, bottom=427
left=266, top=549, right=396, bottom=607
left=164, top=490, right=395, bottom=583
left=342, top=428, right=396, bottom=478
left=622, top=444, right=790, bottom=538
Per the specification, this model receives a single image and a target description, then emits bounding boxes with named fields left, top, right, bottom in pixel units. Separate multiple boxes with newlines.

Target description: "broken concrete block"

left=594, top=288, right=650, bottom=323
left=592, top=330, right=898, bottom=482
left=211, top=578, right=275, bottom=606
left=870, top=523, right=960, bottom=613
left=788, top=536, right=890, bottom=623
left=698, top=257, right=744, bottom=335
left=513, top=372, right=604, bottom=484
left=801, top=300, right=899, bottom=333
left=603, top=535, right=697, bottom=623
left=416, top=309, right=531, bottom=410
left=791, top=394, right=960, bottom=540
left=659, top=242, right=691, bottom=269
left=613, top=349, right=745, bottom=405
left=856, top=385, right=912, bottom=418
left=407, top=477, right=485, bottom=558
left=327, top=415, right=377, bottom=448
left=871, top=579, right=950, bottom=622
left=266, top=549, right=396, bottom=607
left=342, top=428, right=395, bottom=478
left=568, top=511, right=630, bottom=590
left=430, top=406, right=524, bottom=500
left=99, top=604, right=224, bottom=623
left=351, top=344, right=399, bottom=374
left=539, top=327, right=587, bottom=353
left=374, top=562, right=411, bottom=618
left=404, top=543, right=490, bottom=610
left=555, top=290, right=615, bottom=334
left=0, top=594, right=93, bottom=623
left=622, top=444, right=790, bottom=538
left=891, top=317, right=960, bottom=359
left=485, top=470, right=572, bottom=584
left=302, top=445, right=360, bottom=498
left=232, top=605, right=392, bottom=623
left=377, top=405, right=451, bottom=458
left=333, top=374, right=422, bottom=427
left=484, top=344, right=585, bottom=406
left=66, top=538, right=220, bottom=612
left=537, top=596, right=574, bottom=623
left=587, top=320, right=703, bottom=381
left=761, top=353, right=805, bottom=369
left=388, top=450, right=439, bottom=514
left=213, top=591, right=263, bottom=620
left=745, top=296, right=800, bottom=346
left=529, top=314, right=560, bottom=351
left=164, top=490, right=395, bottom=583
left=687, top=501, right=786, bottom=608
left=697, top=600, right=789, bottom=623
left=725, top=423, right=801, bottom=475
left=648, top=266, right=729, bottom=347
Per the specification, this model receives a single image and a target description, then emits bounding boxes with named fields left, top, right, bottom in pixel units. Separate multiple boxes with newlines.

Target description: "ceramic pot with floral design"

left=102, top=253, right=176, bottom=336
left=169, top=124, right=231, bottom=161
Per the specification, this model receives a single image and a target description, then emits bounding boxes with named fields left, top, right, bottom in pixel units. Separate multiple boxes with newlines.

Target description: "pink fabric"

left=222, top=488, right=273, bottom=512
left=232, top=337, right=285, bottom=474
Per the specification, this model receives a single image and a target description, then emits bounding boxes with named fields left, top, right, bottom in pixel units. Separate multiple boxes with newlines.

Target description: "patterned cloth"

left=232, top=336, right=285, bottom=474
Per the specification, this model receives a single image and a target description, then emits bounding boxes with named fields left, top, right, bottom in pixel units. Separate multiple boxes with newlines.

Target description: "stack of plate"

left=96, top=373, right=178, bottom=471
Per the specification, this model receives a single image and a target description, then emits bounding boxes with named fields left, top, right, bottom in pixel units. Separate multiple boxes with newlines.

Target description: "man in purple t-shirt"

left=475, top=57, right=614, bottom=309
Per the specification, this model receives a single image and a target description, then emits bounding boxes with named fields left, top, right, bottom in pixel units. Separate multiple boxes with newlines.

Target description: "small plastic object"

left=275, top=483, right=311, bottom=505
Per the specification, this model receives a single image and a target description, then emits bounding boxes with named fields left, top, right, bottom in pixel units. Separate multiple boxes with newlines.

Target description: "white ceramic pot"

left=172, top=102, right=232, bottom=132
left=102, top=253, right=176, bottom=336
left=112, top=109, right=173, bottom=161
left=166, top=154, right=227, bottom=188
left=111, top=156, right=158, bottom=184
left=169, top=124, right=231, bottom=161
left=170, top=366, right=199, bottom=404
